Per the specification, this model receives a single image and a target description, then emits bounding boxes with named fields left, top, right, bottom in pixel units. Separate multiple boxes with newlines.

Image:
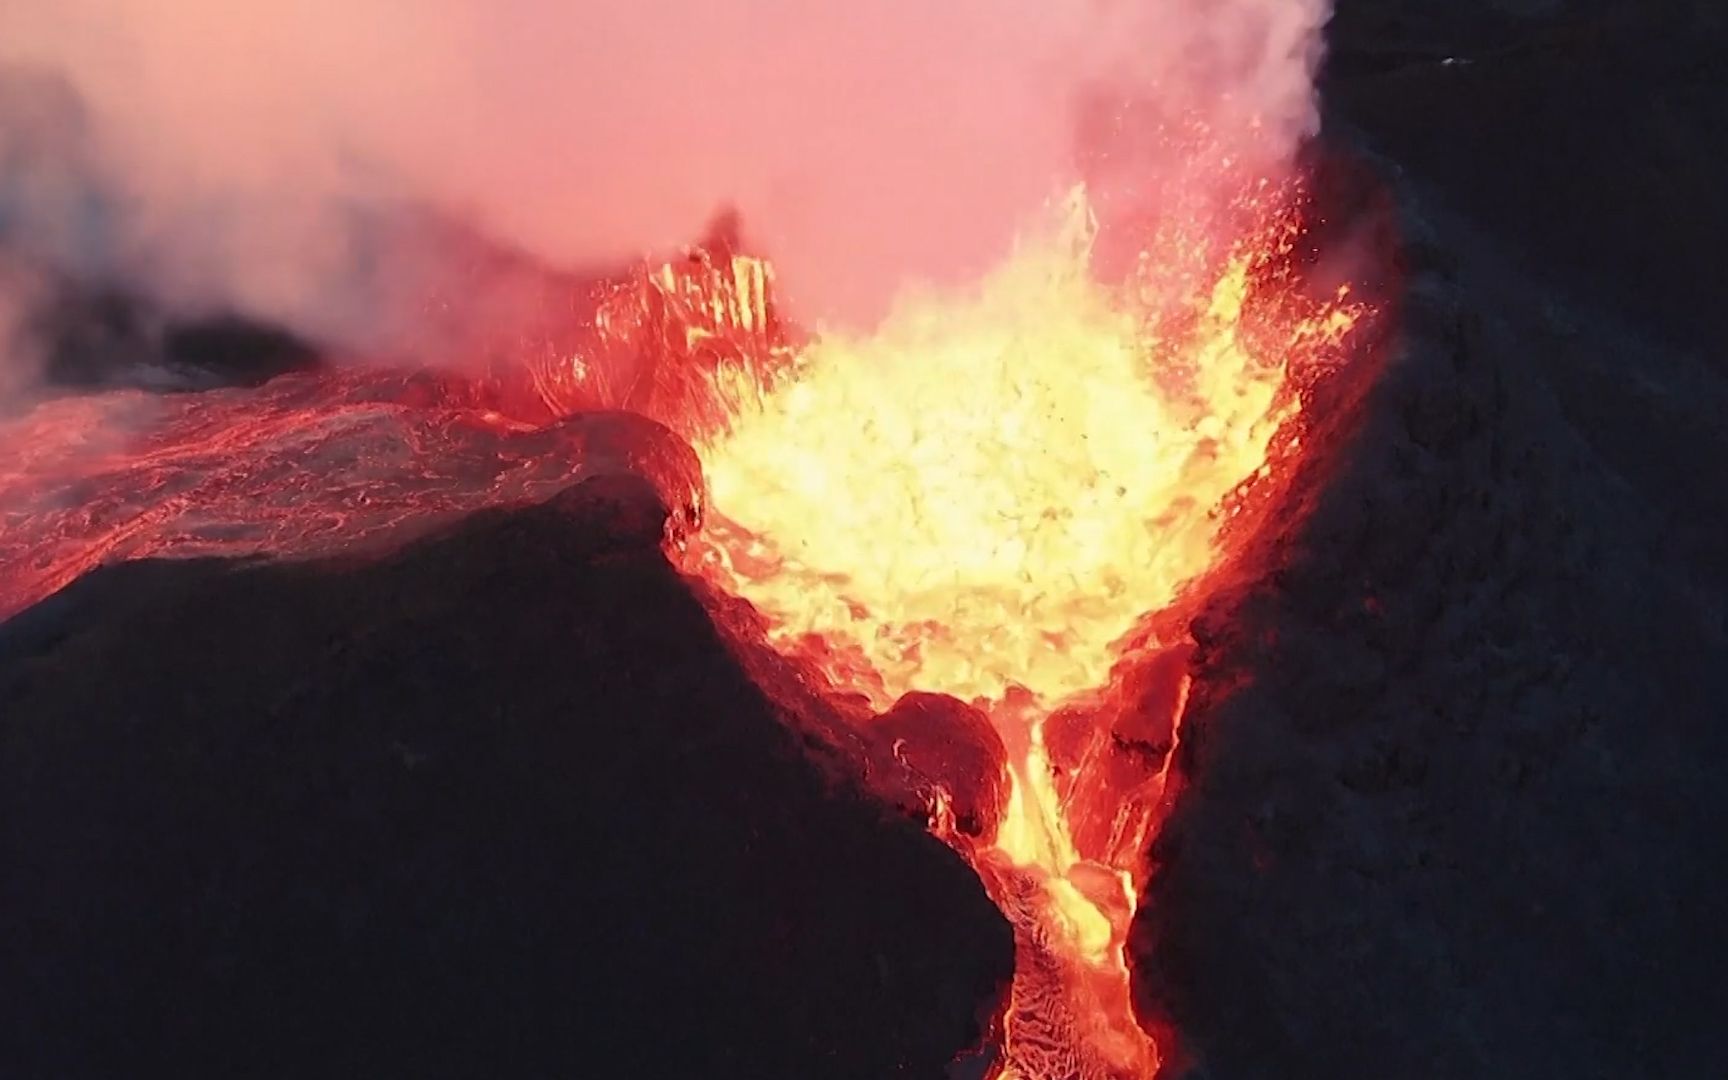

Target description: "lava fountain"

left=688, top=183, right=1366, bottom=1077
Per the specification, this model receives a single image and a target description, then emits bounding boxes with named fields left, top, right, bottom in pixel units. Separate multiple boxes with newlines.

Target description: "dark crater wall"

left=1132, top=184, right=1727, bottom=1077
left=0, top=487, right=1012, bottom=1079
left=1128, top=7, right=1726, bottom=1073
left=1325, top=0, right=1728, bottom=359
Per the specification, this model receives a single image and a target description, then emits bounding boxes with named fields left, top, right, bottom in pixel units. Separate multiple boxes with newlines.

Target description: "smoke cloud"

left=0, top=0, right=1332, bottom=385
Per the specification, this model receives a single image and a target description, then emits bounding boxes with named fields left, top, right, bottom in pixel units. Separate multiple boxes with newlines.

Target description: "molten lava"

left=0, top=175, right=1368, bottom=1080
left=690, top=186, right=1362, bottom=1078
left=695, top=187, right=1351, bottom=705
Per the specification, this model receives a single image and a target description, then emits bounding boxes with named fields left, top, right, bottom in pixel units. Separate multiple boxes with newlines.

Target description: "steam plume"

left=0, top=0, right=1332, bottom=388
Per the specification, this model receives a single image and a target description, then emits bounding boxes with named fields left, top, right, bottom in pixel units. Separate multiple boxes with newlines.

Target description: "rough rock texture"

left=1132, top=179, right=1728, bottom=1077
left=869, top=692, right=1011, bottom=844
left=1124, top=7, right=1727, bottom=1075
left=1325, top=0, right=1728, bottom=586
left=0, top=485, right=1012, bottom=1079
left=1326, top=0, right=1728, bottom=358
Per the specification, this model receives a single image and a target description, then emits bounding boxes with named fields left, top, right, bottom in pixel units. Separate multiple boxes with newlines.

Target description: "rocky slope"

left=0, top=482, right=1012, bottom=1079
left=1122, top=8, right=1726, bottom=1073
left=1132, top=149, right=1726, bottom=1080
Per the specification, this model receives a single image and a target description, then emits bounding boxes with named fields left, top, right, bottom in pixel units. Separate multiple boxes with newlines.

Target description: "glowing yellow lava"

left=697, top=188, right=1315, bottom=710
left=691, top=184, right=1361, bottom=1080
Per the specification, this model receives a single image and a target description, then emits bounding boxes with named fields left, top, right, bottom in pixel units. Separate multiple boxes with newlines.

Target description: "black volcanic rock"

left=0, top=492, right=1012, bottom=1078
left=159, top=316, right=320, bottom=387
left=1325, top=0, right=1728, bottom=358
left=27, top=282, right=320, bottom=392
left=1126, top=11, right=1728, bottom=1073
left=1131, top=191, right=1728, bottom=1077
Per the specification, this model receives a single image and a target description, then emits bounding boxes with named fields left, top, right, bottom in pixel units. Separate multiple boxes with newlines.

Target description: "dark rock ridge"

left=0, top=481, right=1013, bottom=1079
left=1132, top=167, right=1727, bottom=1076
left=1121, top=7, right=1728, bottom=1073
left=1325, top=0, right=1728, bottom=360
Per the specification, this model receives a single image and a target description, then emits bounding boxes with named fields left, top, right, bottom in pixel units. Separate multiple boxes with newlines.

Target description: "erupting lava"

left=688, top=184, right=1363, bottom=1078
left=0, top=172, right=1368, bottom=1080
left=696, top=187, right=1350, bottom=705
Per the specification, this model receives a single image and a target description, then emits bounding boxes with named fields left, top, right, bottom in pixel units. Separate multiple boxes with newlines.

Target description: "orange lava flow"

left=0, top=177, right=1368, bottom=1080
left=690, top=185, right=1364, bottom=1078
left=0, top=235, right=785, bottom=623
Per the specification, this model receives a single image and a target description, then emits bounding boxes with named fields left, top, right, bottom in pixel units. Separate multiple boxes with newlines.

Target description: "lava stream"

left=691, top=186, right=1364, bottom=1078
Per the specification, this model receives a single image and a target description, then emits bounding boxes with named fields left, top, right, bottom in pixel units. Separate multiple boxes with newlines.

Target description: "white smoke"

left=0, top=0, right=1333, bottom=386
left=0, top=257, right=48, bottom=400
